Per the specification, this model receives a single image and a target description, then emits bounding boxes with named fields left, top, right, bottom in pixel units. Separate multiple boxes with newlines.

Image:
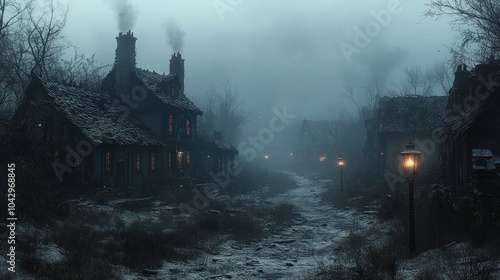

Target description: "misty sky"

left=64, top=0, right=457, bottom=128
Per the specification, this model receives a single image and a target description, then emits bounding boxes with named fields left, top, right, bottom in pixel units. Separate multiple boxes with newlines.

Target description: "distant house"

left=14, top=31, right=202, bottom=189
left=196, top=126, right=238, bottom=176
left=442, top=63, right=500, bottom=192
left=296, top=120, right=337, bottom=169
left=365, top=95, right=447, bottom=178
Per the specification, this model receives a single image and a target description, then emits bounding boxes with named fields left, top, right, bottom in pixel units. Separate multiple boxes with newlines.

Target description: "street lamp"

left=400, top=141, right=422, bottom=254
left=337, top=155, right=344, bottom=195
left=264, top=154, right=269, bottom=174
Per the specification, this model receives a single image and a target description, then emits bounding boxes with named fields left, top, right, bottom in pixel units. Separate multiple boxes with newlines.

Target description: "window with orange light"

left=105, top=151, right=111, bottom=173
left=136, top=152, right=141, bottom=172
left=186, top=150, right=191, bottom=165
left=185, top=119, right=191, bottom=136
left=75, top=154, right=80, bottom=170
left=150, top=153, right=156, bottom=171
left=168, top=114, right=174, bottom=135
left=177, top=151, right=183, bottom=168
left=168, top=152, right=172, bottom=172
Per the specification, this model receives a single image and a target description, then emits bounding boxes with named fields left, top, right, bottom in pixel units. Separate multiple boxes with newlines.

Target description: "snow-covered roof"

left=444, top=63, right=500, bottom=138
left=135, top=69, right=202, bottom=115
left=40, top=78, right=163, bottom=146
left=378, top=95, right=447, bottom=133
left=472, top=148, right=493, bottom=158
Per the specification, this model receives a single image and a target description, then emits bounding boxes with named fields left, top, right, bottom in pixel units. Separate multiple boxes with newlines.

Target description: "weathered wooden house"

left=15, top=31, right=202, bottom=189
left=442, top=63, right=500, bottom=192
left=365, top=95, right=447, bottom=178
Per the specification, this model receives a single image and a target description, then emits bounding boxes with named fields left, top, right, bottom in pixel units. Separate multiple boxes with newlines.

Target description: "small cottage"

left=365, top=95, right=447, bottom=178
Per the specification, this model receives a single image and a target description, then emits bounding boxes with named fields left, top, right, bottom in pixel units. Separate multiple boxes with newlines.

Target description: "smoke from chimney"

left=109, top=0, right=137, bottom=32
left=165, top=19, right=185, bottom=53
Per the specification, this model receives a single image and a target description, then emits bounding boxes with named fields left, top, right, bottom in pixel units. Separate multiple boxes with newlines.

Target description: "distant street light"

left=400, top=141, right=422, bottom=254
left=337, top=155, right=344, bottom=195
left=264, top=154, right=270, bottom=186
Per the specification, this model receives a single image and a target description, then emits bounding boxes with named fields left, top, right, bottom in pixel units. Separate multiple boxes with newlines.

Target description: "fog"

left=65, top=0, right=456, bottom=130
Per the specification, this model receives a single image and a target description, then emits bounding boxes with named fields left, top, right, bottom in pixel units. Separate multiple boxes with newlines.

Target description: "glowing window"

left=105, top=151, right=111, bottom=173
left=185, top=119, right=191, bottom=136
left=136, top=152, right=141, bottom=172
left=168, top=152, right=172, bottom=172
left=151, top=153, right=156, bottom=171
left=177, top=150, right=183, bottom=168
left=168, top=114, right=174, bottom=135
left=75, top=154, right=80, bottom=170
left=186, top=150, right=191, bottom=165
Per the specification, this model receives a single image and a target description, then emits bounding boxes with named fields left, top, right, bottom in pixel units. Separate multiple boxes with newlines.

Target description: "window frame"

left=150, top=152, right=156, bottom=171
left=168, top=114, right=174, bottom=135
left=105, top=151, right=111, bottom=174
left=136, top=151, right=141, bottom=172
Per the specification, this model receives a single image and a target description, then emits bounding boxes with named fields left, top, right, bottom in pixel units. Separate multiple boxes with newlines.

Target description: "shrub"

left=27, top=222, right=117, bottom=279
left=443, top=245, right=500, bottom=280
left=117, top=220, right=212, bottom=270
left=271, top=202, right=299, bottom=227
left=220, top=213, right=264, bottom=244
left=316, top=232, right=398, bottom=280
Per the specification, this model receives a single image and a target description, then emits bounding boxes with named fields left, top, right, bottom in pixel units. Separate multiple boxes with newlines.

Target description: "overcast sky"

left=63, top=0, right=457, bottom=129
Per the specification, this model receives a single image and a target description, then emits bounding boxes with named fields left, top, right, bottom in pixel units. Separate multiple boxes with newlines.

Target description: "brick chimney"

left=115, top=31, right=136, bottom=96
left=169, top=52, right=184, bottom=93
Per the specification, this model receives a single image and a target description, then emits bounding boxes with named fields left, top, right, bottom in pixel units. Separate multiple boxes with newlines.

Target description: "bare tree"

left=401, top=65, right=437, bottom=96
left=342, top=73, right=379, bottom=118
left=389, top=63, right=452, bottom=96
left=200, top=80, right=253, bottom=144
left=425, top=0, right=500, bottom=64
left=53, top=50, right=110, bottom=91
left=0, top=0, right=71, bottom=113
left=0, top=0, right=32, bottom=111
left=433, top=60, right=453, bottom=95
left=25, top=0, right=69, bottom=80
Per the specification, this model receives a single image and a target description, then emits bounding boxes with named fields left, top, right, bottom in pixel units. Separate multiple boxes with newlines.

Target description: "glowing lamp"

left=400, top=141, right=421, bottom=175
left=337, top=155, right=344, bottom=167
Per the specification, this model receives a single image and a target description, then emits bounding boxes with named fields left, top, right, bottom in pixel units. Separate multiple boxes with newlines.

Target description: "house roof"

left=299, top=120, right=336, bottom=146
left=135, top=68, right=202, bottom=115
left=444, top=64, right=500, bottom=138
left=378, top=95, right=447, bottom=133
left=197, top=126, right=238, bottom=153
left=37, top=77, right=164, bottom=146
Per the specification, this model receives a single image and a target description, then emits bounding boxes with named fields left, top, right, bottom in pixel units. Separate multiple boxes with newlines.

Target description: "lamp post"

left=337, top=155, right=344, bottom=195
left=264, top=154, right=269, bottom=187
left=400, top=141, right=422, bottom=254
